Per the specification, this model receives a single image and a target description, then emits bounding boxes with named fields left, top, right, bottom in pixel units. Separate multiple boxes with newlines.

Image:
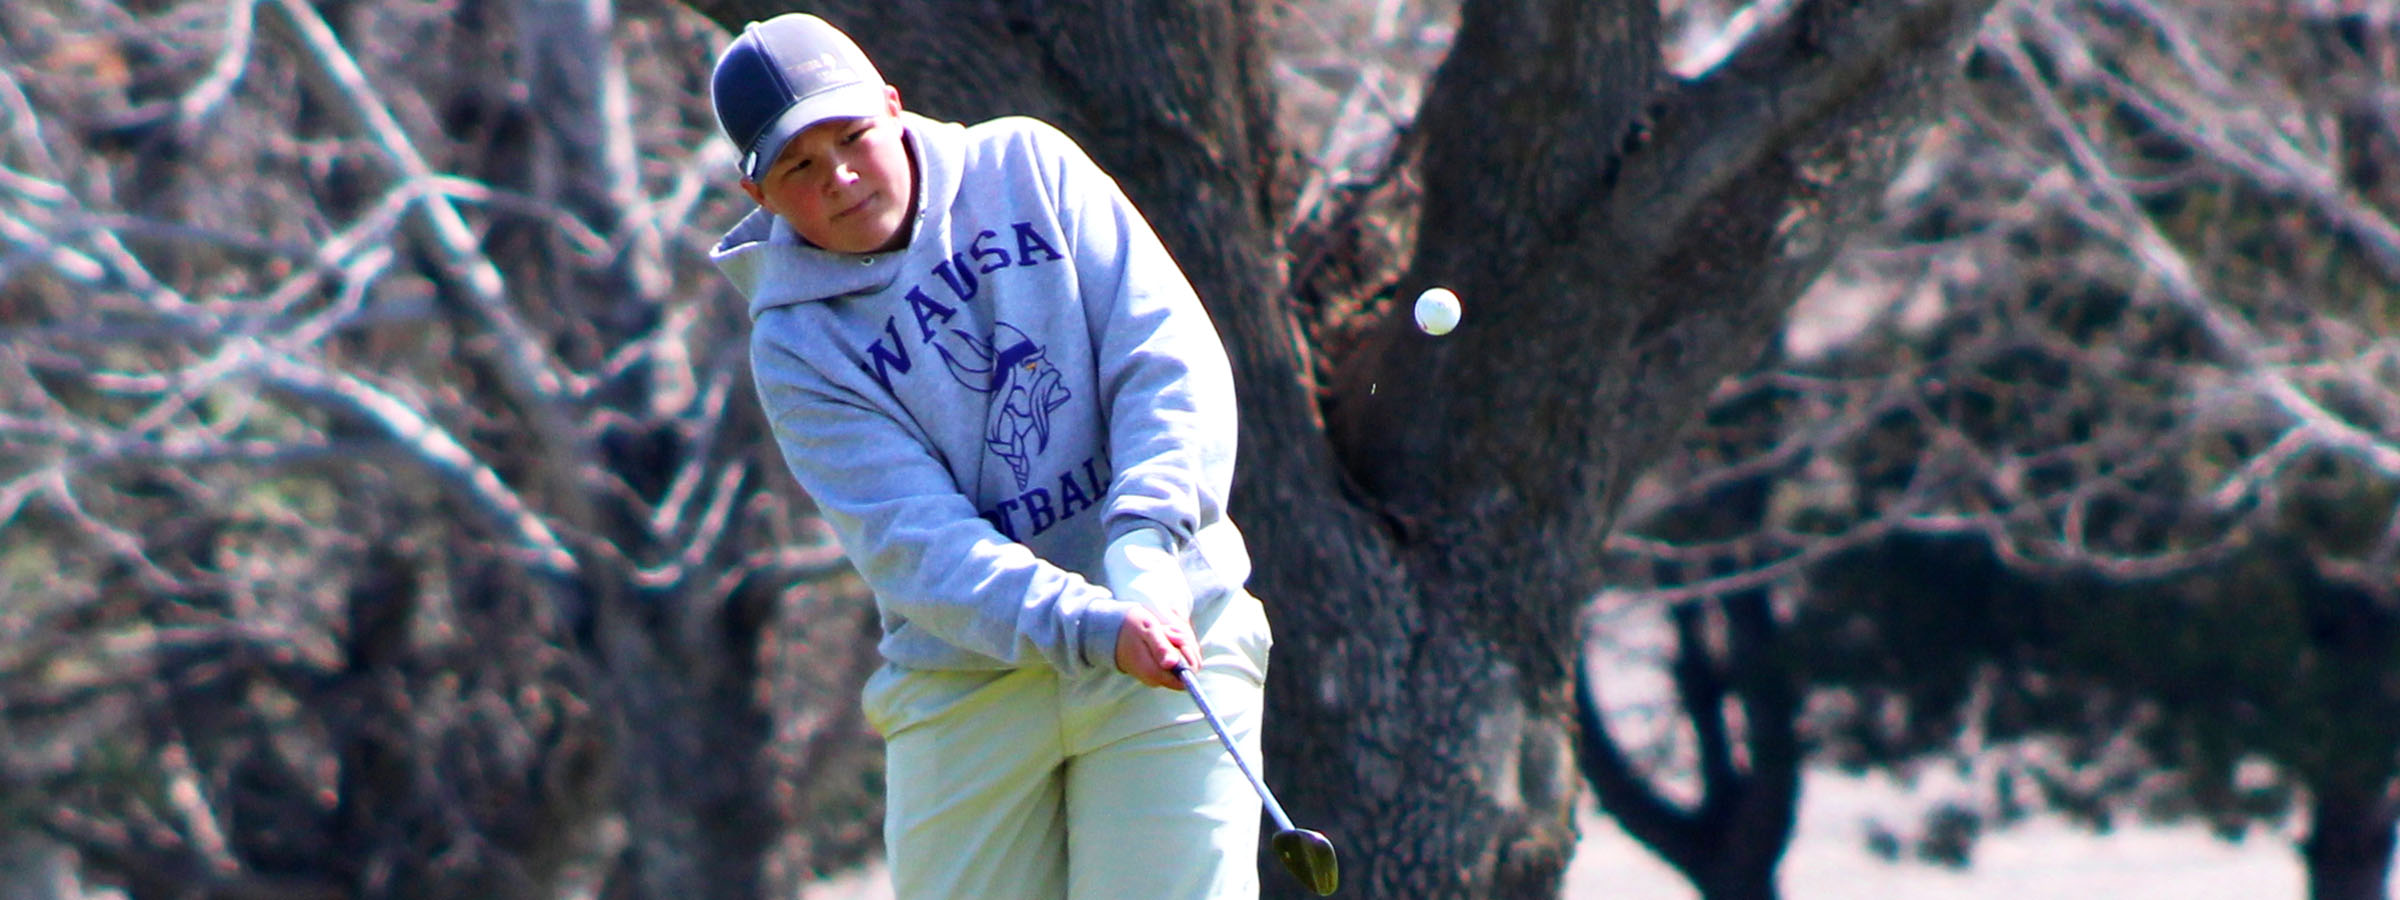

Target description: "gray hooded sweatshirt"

left=712, top=113, right=1249, bottom=677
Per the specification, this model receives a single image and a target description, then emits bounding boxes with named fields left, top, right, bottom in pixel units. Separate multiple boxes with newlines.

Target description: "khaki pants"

left=863, top=591, right=1272, bottom=900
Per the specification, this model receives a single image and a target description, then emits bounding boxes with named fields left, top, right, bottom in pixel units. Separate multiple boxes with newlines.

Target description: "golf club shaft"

left=1174, top=665, right=1297, bottom=833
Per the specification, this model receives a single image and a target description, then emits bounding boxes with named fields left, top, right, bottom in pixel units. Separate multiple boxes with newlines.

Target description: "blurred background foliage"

left=2, top=0, right=877, bottom=896
left=1594, top=1, right=2398, bottom=897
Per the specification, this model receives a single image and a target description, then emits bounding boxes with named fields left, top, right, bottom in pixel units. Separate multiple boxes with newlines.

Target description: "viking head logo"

left=933, top=321, right=1071, bottom=489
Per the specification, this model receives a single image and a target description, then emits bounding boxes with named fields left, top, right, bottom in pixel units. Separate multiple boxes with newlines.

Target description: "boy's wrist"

left=1104, top=526, right=1192, bottom=620
left=1078, top=594, right=1139, bottom=672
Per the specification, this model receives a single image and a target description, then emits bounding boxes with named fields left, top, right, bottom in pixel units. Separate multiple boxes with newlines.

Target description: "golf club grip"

left=1175, top=666, right=1298, bottom=832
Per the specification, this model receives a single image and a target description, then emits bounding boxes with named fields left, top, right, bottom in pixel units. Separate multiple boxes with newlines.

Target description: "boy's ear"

left=883, top=85, right=903, bottom=116
left=739, top=178, right=766, bottom=207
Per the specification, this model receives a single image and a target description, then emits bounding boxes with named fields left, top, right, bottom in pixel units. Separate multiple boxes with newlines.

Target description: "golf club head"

left=1271, top=827, right=1339, bottom=896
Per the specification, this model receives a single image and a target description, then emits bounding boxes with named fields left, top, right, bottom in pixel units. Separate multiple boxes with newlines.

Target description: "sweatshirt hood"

left=710, top=112, right=967, bottom=319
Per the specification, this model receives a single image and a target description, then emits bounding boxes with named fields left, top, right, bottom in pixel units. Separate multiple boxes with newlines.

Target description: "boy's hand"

left=1114, top=605, right=1201, bottom=689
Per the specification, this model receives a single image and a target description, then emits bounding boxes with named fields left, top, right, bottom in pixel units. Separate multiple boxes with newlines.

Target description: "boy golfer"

left=707, top=13, right=1270, bottom=900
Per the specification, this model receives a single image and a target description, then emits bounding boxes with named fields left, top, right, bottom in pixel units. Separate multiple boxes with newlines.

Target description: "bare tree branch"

left=1992, top=19, right=2400, bottom=485
left=261, top=0, right=584, bottom=410
left=253, top=354, right=577, bottom=574
left=1611, top=0, right=1996, bottom=259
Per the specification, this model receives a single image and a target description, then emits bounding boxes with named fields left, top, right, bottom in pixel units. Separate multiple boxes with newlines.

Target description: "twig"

left=174, top=0, right=260, bottom=127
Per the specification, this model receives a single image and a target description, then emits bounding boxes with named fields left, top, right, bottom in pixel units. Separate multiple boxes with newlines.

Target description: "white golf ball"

left=1414, top=286, right=1461, bottom=335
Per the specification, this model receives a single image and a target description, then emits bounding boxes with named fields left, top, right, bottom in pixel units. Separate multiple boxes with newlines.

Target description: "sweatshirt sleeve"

left=751, top=324, right=1138, bottom=674
left=1036, top=124, right=1240, bottom=549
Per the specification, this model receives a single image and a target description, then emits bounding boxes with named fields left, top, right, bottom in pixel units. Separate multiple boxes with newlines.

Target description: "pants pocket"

left=1197, top=589, right=1271, bottom=687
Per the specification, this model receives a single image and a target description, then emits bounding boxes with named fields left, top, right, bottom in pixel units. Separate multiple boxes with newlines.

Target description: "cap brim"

left=743, top=81, right=890, bottom=182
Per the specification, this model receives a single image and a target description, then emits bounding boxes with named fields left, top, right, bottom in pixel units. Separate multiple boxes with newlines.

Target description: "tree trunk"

left=1574, top=384, right=1806, bottom=900
left=2304, top=786, right=2398, bottom=900
left=509, top=0, right=795, bottom=894
left=2296, top=567, right=2400, bottom=900
left=675, top=0, right=1998, bottom=896
left=1576, top=592, right=1798, bottom=900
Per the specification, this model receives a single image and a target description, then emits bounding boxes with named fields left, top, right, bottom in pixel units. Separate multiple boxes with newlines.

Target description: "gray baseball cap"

left=710, top=14, right=890, bottom=182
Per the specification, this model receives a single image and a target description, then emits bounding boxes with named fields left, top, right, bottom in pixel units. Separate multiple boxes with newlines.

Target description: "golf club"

left=1170, top=662, right=1339, bottom=896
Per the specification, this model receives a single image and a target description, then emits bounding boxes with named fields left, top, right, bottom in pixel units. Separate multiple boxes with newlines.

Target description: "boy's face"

left=742, top=87, right=913, bottom=254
